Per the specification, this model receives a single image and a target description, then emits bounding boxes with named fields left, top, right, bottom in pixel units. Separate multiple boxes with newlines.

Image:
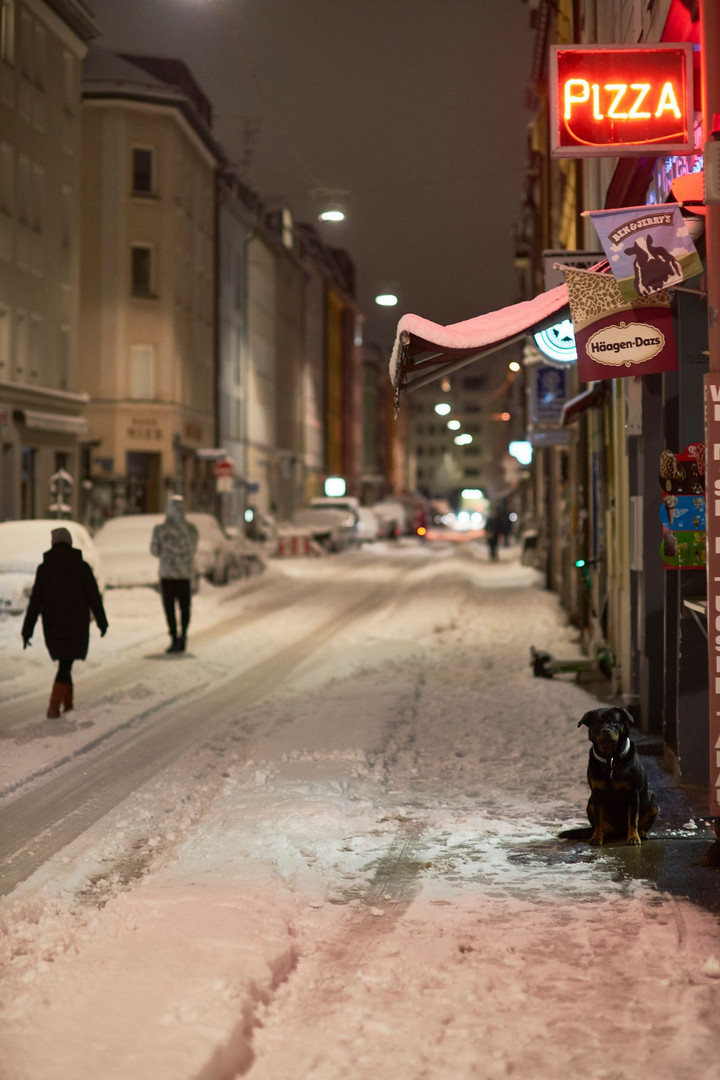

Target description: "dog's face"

left=578, top=707, right=635, bottom=756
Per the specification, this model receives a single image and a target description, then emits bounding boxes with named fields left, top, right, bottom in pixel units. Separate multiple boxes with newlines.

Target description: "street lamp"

left=447, top=419, right=461, bottom=431
left=434, top=402, right=451, bottom=416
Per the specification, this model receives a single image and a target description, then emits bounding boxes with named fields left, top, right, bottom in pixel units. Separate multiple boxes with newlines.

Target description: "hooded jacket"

left=150, top=498, right=199, bottom=579
left=22, top=542, right=108, bottom=660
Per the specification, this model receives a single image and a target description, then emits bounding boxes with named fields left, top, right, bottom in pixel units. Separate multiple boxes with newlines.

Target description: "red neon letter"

left=564, top=78, right=589, bottom=119
left=605, top=84, right=628, bottom=119
left=628, top=83, right=652, bottom=118
left=654, top=81, right=681, bottom=118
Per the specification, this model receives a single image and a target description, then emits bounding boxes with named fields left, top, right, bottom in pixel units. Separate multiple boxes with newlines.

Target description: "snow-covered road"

left=1, top=540, right=719, bottom=1080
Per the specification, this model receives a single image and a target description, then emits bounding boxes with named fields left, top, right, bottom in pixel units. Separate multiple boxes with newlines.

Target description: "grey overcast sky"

left=87, top=0, right=535, bottom=354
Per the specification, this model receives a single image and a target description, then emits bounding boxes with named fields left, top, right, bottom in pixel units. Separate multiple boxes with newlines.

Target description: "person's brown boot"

left=63, top=683, right=73, bottom=713
left=47, top=681, right=65, bottom=719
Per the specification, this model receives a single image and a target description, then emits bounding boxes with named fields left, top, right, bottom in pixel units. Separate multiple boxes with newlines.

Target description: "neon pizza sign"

left=550, top=44, right=694, bottom=157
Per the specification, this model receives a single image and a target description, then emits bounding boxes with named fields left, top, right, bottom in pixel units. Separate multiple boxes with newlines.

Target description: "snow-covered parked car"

left=187, top=513, right=259, bottom=583
left=0, top=519, right=105, bottom=615
left=371, top=500, right=409, bottom=539
left=94, top=511, right=249, bottom=588
left=308, top=497, right=361, bottom=546
left=93, top=513, right=167, bottom=588
left=356, top=506, right=380, bottom=542
left=291, top=507, right=356, bottom=552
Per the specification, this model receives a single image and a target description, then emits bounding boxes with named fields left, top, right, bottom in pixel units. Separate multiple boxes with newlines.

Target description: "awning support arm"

left=401, top=331, right=529, bottom=394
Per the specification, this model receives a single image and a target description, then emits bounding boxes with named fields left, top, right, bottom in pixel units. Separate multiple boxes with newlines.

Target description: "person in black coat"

left=21, top=526, right=108, bottom=718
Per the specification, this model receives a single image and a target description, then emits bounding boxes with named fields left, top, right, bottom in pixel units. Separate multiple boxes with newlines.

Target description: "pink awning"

left=389, top=283, right=570, bottom=394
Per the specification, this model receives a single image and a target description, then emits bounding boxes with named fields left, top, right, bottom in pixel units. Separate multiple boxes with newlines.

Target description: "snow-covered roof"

left=388, top=283, right=570, bottom=393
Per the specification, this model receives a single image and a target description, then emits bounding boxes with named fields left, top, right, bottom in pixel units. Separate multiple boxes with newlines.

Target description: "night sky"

left=87, top=0, right=535, bottom=354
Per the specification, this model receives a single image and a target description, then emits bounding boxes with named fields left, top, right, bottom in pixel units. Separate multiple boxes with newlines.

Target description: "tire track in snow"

left=0, top=560, right=425, bottom=896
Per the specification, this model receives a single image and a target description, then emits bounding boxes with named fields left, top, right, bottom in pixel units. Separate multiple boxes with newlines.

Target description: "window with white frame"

left=130, top=343, right=156, bottom=399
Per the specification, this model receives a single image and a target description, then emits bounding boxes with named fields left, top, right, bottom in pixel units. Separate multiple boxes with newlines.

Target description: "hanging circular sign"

left=533, top=319, right=578, bottom=364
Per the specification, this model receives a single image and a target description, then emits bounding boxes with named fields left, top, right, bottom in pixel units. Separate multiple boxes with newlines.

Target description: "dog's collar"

left=592, top=737, right=631, bottom=765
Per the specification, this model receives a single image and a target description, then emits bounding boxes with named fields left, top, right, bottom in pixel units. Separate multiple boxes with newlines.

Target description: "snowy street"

left=1, top=540, right=720, bottom=1080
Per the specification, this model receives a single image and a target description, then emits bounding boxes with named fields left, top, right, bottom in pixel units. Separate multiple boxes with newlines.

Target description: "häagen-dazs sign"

left=563, top=266, right=677, bottom=381
left=586, top=321, right=665, bottom=367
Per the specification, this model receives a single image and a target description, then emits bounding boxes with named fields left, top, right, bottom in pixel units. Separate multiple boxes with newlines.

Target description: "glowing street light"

left=434, top=402, right=451, bottom=416
left=447, top=419, right=461, bottom=431
left=454, top=433, right=473, bottom=446
left=375, top=292, right=398, bottom=307
left=319, top=206, right=345, bottom=222
left=509, top=361, right=521, bottom=372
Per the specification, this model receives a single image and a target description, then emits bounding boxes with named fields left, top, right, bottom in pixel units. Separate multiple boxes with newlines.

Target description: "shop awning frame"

left=13, top=409, right=89, bottom=436
left=560, top=382, right=608, bottom=426
left=389, top=283, right=571, bottom=399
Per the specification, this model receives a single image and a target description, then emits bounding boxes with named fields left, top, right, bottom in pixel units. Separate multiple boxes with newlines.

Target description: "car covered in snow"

left=356, top=506, right=381, bottom=542
left=370, top=500, right=409, bottom=539
left=92, top=513, right=167, bottom=588
left=188, top=513, right=264, bottom=582
left=0, top=519, right=105, bottom=615
left=307, top=497, right=362, bottom=547
left=93, top=511, right=257, bottom=589
left=291, top=505, right=358, bottom=552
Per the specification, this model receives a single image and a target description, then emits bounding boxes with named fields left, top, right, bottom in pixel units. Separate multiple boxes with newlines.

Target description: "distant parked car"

left=308, top=497, right=361, bottom=546
left=187, top=512, right=261, bottom=583
left=371, top=500, right=409, bottom=539
left=93, top=513, right=167, bottom=588
left=291, top=507, right=357, bottom=552
left=356, top=506, right=380, bottom=542
left=0, top=519, right=105, bottom=615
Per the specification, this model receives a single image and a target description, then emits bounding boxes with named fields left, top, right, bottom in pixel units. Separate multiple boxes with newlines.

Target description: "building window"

left=28, top=314, right=41, bottom=381
left=62, top=51, right=75, bottom=112
left=132, top=148, right=154, bottom=195
left=0, top=141, right=12, bottom=262
left=0, top=304, right=9, bottom=377
left=19, top=9, right=30, bottom=80
left=14, top=309, right=26, bottom=380
left=1, top=0, right=14, bottom=65
left=131, top=245, right=153, bottom=297
left=58, top=326, right=69, bottom=390
left=32, top=21, right=44, bottom=88
left=130, top=343, right=156, bottom=399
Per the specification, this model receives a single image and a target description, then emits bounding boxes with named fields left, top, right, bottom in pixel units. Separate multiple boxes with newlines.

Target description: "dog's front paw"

left=589, top=832, right=604, bottom=846
left=626, top=832, right=641, bottom=846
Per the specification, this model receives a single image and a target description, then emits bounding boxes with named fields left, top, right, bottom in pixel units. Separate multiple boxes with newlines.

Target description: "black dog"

left=577, top=707, right=658, bottom=846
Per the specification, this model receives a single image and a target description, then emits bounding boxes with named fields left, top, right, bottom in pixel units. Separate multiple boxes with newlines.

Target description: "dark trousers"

left=56, top=659, right=74, bottom=683
left=160, top=578, right=191, bottom=640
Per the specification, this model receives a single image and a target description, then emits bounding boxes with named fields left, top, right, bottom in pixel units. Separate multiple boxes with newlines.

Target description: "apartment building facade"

left=0, top=0, right=97, bottom=521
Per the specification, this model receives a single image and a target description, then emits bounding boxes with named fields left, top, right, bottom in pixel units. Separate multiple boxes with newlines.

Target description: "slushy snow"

left=1, top=540, right=719, bottom=1080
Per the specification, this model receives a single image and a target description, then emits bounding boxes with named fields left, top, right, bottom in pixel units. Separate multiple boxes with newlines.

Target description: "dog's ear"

left=578, top=711, right=595, bottom=728
left=615, top=707, right=636, bottom=727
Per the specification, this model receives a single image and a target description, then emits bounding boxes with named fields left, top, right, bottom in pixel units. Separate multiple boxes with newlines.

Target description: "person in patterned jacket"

left=150, top=495, right=199, bottom=653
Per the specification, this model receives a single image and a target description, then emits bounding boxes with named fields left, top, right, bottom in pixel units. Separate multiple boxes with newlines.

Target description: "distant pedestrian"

left=21, top=526, right=108, bottom=718
left=150, top=495, right=198, bottom=653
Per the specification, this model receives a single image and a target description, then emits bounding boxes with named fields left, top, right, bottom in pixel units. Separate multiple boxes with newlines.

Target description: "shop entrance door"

left=126, top=452, right=161, bottom=513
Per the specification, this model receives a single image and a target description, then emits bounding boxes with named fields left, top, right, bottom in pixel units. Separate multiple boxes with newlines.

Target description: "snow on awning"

left=388, top=284, right=570, bottom=401
left=14, top=409, right=89, bottom=436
